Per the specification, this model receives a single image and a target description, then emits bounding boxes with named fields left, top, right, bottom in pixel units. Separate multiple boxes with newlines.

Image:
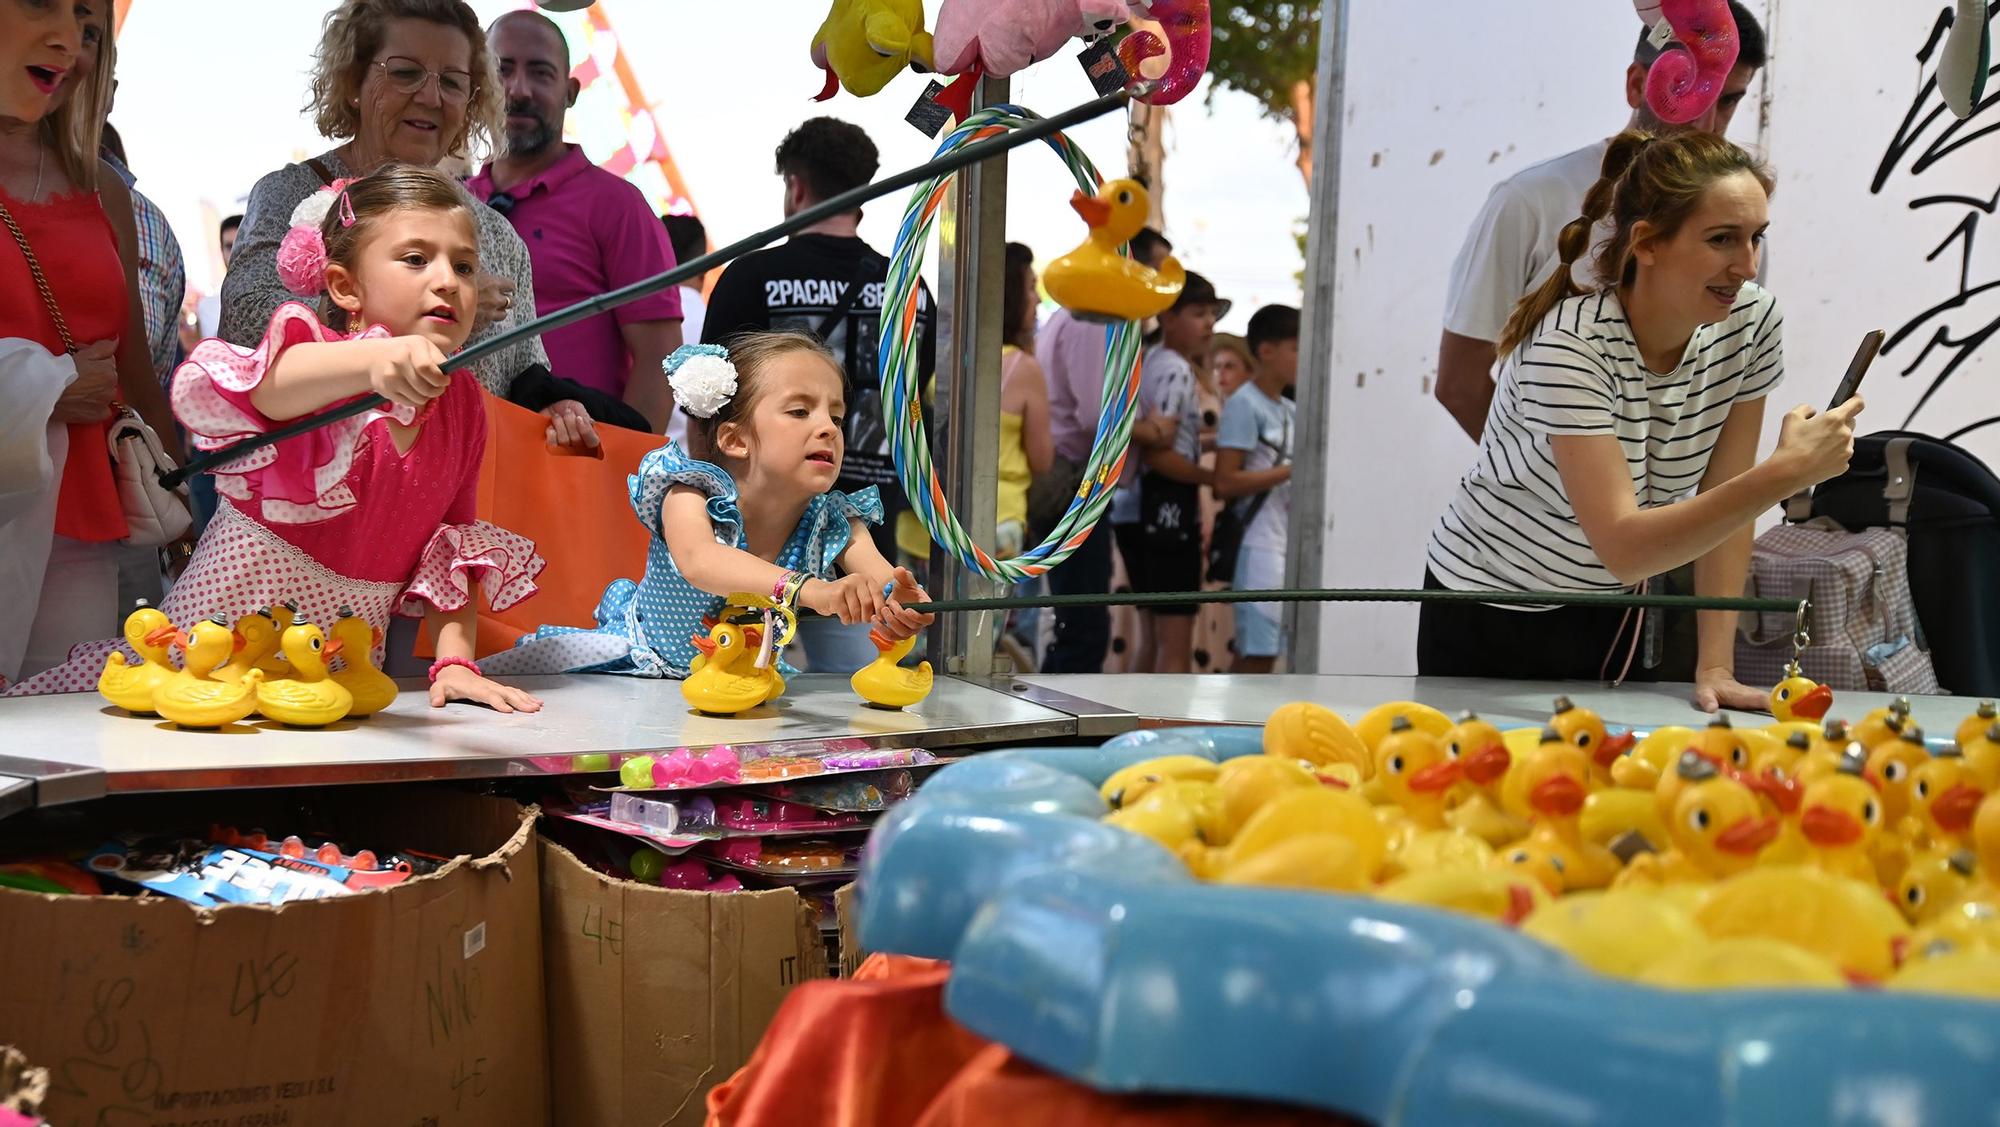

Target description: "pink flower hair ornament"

left=275, top=179, right=359, bottom=296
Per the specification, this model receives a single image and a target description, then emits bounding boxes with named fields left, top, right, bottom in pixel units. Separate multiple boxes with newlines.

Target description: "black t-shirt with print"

left=702, top=234, right=937, bottom=557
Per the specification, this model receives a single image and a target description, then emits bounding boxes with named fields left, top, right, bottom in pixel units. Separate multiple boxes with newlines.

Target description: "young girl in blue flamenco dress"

left=487, top=332, right=932, bottom=678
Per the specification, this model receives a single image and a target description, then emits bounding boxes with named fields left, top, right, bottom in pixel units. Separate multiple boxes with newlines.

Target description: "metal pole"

left=932, top=76, right=1011, bottom=676
left=1284, top=0, right=1349, bottom=674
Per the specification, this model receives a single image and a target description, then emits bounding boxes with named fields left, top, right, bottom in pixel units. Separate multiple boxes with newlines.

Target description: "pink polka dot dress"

left=7, top=304, right=545, bottom=696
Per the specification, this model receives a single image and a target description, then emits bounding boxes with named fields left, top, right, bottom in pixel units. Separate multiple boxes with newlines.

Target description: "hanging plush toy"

left=1117, top=0, right=1212, bottom=106
left=1940, top=0, right=1992, bottom=120
left=930, top=0, right=1130, bottom=119
left=810, top=0, right=937, bottom=101
left=1640, top=0, right=1740, bottom=124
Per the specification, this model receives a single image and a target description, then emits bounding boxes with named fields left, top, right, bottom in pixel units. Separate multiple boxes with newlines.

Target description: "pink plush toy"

left=1118, top=0, right=1211, bottom=106
left=1642, top=0, right=1740, bottom=124
left=930, top=0, right=1128, bottom=120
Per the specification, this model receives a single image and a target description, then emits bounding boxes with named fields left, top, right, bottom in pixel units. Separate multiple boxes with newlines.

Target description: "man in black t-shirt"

left=702, top=117, right=937, bottom=673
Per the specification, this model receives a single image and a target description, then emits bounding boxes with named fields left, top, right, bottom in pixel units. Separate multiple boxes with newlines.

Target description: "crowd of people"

left=3, top=0, right=1848, bottom=707
left=0, top=0, right=1299, bottom=696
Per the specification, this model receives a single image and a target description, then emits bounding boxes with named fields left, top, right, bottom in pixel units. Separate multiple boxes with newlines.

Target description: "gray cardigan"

left=217, top=148, right=547, bottom=397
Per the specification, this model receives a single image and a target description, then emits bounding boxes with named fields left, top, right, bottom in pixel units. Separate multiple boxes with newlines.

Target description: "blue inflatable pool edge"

left=854, top=725, right=2000, bottom=1126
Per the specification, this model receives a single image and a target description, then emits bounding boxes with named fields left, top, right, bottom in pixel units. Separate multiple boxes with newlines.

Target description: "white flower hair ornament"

left=664, top=344, right=739, bottom=419
left=275, top=179, right=358, bottom=296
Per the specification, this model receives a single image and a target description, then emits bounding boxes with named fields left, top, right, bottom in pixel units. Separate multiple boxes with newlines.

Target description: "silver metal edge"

left=972, top=676, right=1140, bottom=740
left=1284, top=0, right=1350, bottom=674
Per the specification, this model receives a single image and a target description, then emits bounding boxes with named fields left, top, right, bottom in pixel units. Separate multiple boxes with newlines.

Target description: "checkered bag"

left=1736, top=518, right=1939, bottom=693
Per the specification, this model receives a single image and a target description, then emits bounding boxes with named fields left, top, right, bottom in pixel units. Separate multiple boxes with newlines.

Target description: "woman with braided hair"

left=1419, top=129, right=1863, bottom=713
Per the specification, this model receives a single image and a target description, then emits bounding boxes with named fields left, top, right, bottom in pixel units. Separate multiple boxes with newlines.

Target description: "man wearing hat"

left=1117, top=271, right=1231, bottom=674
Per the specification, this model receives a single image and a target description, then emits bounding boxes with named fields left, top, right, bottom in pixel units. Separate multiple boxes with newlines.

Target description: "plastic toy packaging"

left=709, top=837, right=860, bottom=875
left=0, top=859, right=102, bottom=896
left=629, top=847, right=742, bottom=892
left=738, top=755, right=829, bottom=783
left=711, top=797, right=863, bottom=834
left=761, top=770, right=916, bottom=812
left=619, top=746, right=743, bottom=790
left=84, top=835, right=414, bottom=907
left=608, top=792, right=718, bottom=836
left=821, top=747, right=937, bottom=771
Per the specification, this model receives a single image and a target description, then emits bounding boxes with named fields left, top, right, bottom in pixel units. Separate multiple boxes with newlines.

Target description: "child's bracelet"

left=779, top=570, right=809, bottom=607
left=428, top=656, right=482, bottom=683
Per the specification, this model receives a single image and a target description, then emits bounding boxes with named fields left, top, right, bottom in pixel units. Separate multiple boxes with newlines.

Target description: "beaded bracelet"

left=428, top=656, right=482, bottom=683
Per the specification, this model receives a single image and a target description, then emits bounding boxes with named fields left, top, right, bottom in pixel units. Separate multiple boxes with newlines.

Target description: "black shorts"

left=1117, top=476, right=1201, bottom=616
left=1414, top=569, right=1693, bottom=682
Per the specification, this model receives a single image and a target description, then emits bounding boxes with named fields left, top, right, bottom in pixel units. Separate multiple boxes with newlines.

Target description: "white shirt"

left=1427, top=283, right=1785, bottom=595
left=1216, top=382, right=1295, bottom=555
left=1443, top=140, right=1609, bottom=343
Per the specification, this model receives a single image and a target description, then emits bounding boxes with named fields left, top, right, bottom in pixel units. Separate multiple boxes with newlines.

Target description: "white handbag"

left=0, top=197, right=192, bottom=548
left=107, top=404, right=193, bottom=546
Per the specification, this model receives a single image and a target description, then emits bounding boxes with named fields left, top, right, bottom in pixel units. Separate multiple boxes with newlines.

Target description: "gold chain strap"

left=0, top=197, right=78, bottom=355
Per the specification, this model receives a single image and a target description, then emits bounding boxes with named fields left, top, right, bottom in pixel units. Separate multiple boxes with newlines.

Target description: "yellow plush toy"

left=811, top=0, right=935, bottom=100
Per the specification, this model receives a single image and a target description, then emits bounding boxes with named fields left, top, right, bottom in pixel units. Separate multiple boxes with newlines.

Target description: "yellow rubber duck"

left=1609, top=725, right=1696, bottom=791
left=1548, top=695, right=1636, bottom=787
left=1212, top=755, right=1318, bottom=845
left=1792, top=719, right=1856, bottom=788
left=1100, top=755, right=1220, bottom=811
left=254, top=620, right=353, bottom=728
left=1493, top=839, right=1570, bottom=898
left=1041, top=178, right=1186, bottom=323
left=1354, top=699, right=1454, bottom=755
left=1639, top=936, right=1847, bottom=990
left=97, top=600, right=179, bottom=715
left=809, top=0, right=934, bottom=100
left=1442, top=711, right=1527, bottom=846
left=213, top=609, right=280, bottom=684
left=1522, top=889, right=1707, bottom=978
left=1868, top=724, right=1933, bottom=832
left=1889, top=945, right=2000, bottom=999
left=1768, top=669, right=1834, bottom=724
left=1970, top=790, right=2000, bottom=903
left=1226, top=785, right=1387, bottom=882
left=1796, top=746, right=1886, bottom=884
left=1377, top=866, right=1549, bottom=925
left=153, top=615, right=264, bottom=728
left=1514, top=727, right=1620, bottom=891
left=1753, top=729, right=1813, bottom=783
left=262, top=599, right=300, bottom=676
left=1956, top=701, right=1998, bottom=750
left=851, top=629, right=932, bottom=710
left=1619, top=752, right=1777, bottom=887
left=1695, top=864, right=1911, bottom=982
left=1960, top=724, right=2000, bottom=792
left=328, top=607, right=397, bottom=717
left=1694, top=714, right=1753, bottom=776
left=681, top=622, right=782, bottom=716
left=1909, top=746, right=1987, bottom=856
left=1896, top=848, right=1977, bottom=925
left=1373, top=716, right=1462, bottom=833
left=1263, top=701, right=1371, bottom=777
left=1854, top=696, right=1914, bottom=752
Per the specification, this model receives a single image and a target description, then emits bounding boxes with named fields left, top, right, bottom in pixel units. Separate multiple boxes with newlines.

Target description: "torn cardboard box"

left=539, top=834, right=824, bottom=1127
left=0, top=787, right=546, bottom=1127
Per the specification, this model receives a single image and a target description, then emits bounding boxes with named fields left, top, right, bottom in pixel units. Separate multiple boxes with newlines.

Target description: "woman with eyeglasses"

left=219, top=0, right=546, bottom=398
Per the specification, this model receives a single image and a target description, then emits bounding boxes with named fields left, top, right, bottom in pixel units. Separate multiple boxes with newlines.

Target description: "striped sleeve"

left=1513, top=331, right=1618, bottom=435
left=1740, top=290, right=1785, bottom=400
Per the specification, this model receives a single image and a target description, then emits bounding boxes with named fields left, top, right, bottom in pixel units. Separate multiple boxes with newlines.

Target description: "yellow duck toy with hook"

left=682, top=595, right=795, bottom=716
left=328, top=607, right=397, bottom=717
left=154, top=615, right=264, bottom=728
left=1042, top=178, right=1185, bottom=322
left=852, top=630, right=934, bottom=710
left=213, top=609, right=281, bottom=684
left=98, top=600, right=179, bottom=715
left=254, top=619, right=354, bottom=728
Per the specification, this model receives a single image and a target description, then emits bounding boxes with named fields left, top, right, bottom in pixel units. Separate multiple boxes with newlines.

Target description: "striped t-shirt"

left=1426, top=282, right=1784, bottom=595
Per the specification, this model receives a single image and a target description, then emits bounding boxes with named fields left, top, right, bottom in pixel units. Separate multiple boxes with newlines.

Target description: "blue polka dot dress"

left=484, top=442, right=882, bottom=679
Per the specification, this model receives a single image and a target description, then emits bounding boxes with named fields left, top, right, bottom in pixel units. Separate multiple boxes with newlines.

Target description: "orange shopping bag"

left=437, top=394, right=661, bottom=657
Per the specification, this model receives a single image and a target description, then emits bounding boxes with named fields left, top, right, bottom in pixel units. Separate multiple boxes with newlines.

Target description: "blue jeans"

left=796, top=614, right=882, bottom=675
left=1043, top=518, right=1114, bottom=673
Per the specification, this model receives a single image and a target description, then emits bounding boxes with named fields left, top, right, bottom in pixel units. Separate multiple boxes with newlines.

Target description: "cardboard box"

left=539, top=835, right=825, bottom=1127
left=0, top=787, right=546, bottom=1127
left=834, top=882, right=867, bottom=978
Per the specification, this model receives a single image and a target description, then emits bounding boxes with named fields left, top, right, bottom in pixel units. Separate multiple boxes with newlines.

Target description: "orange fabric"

left=425, top=394, right=659, bottom=657
left=707, top=953, right=1367, bottom=1127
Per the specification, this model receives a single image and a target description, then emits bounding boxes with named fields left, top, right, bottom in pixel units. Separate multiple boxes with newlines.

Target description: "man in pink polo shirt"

left=468, top=10, right=683, bottom=432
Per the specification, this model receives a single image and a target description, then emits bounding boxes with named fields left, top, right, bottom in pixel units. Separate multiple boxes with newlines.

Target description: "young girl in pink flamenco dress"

left=9, top=165, right=545, bottom=713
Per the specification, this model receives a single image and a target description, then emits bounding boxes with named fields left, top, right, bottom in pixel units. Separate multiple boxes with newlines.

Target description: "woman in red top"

left=0, top=0, right=182, bottom=684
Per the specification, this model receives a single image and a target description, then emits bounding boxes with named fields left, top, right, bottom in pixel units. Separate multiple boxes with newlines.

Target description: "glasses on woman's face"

left=372, top=56, right=474, bottom=104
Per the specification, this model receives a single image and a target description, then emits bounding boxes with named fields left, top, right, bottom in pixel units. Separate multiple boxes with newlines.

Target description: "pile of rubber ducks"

left=97, top=601, right=397, bottom=729
left=1098, top=684, right=2000, bottom=997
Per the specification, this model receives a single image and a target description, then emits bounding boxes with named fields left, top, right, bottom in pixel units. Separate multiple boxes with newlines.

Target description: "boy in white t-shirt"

left=1214, top=305, right=1299, bottom=673
left=1434, top=1, right=1767, bottom=443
